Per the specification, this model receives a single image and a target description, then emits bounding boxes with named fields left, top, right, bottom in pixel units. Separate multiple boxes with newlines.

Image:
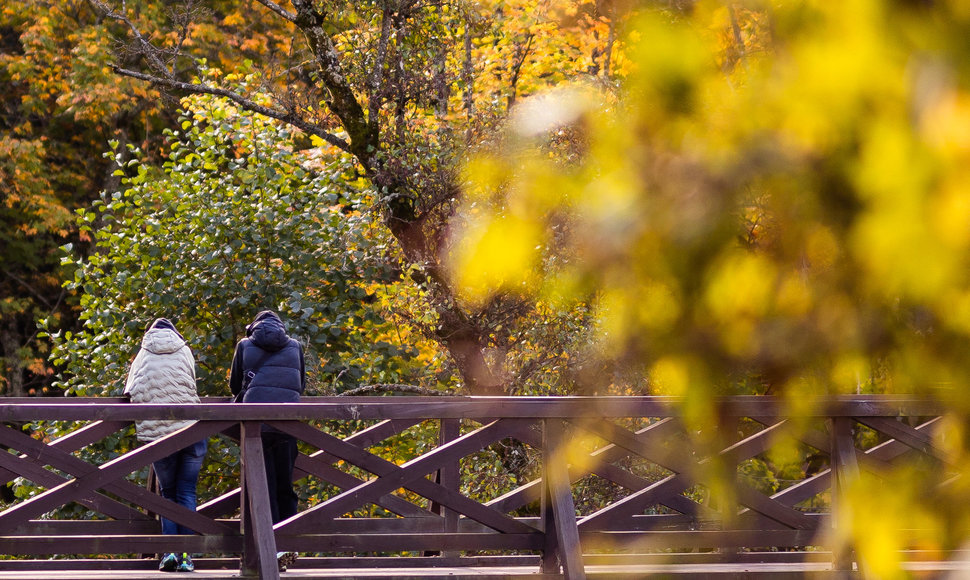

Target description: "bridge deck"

left=2, top=557, right=967, bottom=579
left=0, top=562, right=868, bottom=579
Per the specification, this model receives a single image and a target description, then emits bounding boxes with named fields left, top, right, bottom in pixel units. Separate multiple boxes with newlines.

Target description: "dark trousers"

left=153, top=439, right=208, bottom=535
left=261, top=432, right=298, bottom=523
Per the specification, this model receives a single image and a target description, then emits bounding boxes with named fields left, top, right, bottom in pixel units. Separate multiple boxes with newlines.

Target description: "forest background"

left=5, top=0, right=970, bottom=573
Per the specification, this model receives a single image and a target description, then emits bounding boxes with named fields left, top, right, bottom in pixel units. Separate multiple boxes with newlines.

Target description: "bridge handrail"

left=0, top=394, right=954, bottom=579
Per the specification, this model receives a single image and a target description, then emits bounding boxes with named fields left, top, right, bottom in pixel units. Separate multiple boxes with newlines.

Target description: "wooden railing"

left=0, top=395, right=952, bottom=579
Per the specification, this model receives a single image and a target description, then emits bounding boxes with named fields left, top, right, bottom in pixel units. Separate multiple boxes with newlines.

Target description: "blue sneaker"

left=277, top=551, right=297, bottom=571
left=176, top=553, right=195, bottom=572
left=159, top=553, right=179, bottom=572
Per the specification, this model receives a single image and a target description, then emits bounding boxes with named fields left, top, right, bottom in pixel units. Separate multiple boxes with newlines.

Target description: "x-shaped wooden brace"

left=742, top=416, right=944, bottom=522
left=199, top=418, right=431, bottom=520
left=0, top=420, right=235, bottom=535
left=273, top=418, right=540, bottom=536
left=575, top=417, right=816, bottom=531
left=488, top=417, right=718, bottom=521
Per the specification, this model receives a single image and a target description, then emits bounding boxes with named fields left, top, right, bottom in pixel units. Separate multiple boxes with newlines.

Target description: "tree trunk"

left=292, top=2, right=504, bottom=395
left=1, top=319, right=26, bottom=397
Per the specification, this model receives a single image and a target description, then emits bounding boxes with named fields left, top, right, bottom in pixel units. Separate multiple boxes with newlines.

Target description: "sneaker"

left=159, top=553, right=179, bottom=572
left=277, top=551, right=297, bottom=572
left=176, top=553, right=195, bottom=572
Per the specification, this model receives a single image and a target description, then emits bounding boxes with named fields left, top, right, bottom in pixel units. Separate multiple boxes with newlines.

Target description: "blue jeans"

left=153, top=439, right=207, bottom=535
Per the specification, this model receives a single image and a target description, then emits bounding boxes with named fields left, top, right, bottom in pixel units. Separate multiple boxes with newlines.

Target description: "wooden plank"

left=0, top=554, right=542, bottom=570
left=262, top=555, right=542, bottom=568
left=11, top=519, right=161, bottom=535
left=830, top=417, right=859, bottom=571
left=278, top=532, right=544, bottom=553
left=239, top=422, right=279, bottom=580
left=579, top=529, right=821, bottom=550
left=0, top=534, right=241, bottom=556
left=274, top=420, right=537, bottom=535
left=48, top=420, right=133, bottom=452
left=0, top=395, right=944, bottom=423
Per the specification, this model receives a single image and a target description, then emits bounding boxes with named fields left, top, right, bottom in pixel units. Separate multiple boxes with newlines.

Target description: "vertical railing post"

left=239, top=421, right=280, bottom=580
left=540, top=418, right=586, bottom=580
left=440, top=418, right=460, bottom=557
left=426, top=418, right=461, bottom=558
left=830, top=416, right=858, bottom=573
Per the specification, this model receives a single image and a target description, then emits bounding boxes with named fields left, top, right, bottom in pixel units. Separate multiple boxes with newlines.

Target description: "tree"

left=49, top=88, right=421, bottom=396
left=83, top=0, right=629, bottom=394
left=0, top=1, right=168, bottom=396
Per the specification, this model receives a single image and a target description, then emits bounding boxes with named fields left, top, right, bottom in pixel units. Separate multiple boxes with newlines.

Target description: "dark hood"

left=246, top=310, right=289, bottom=351
left=148, top=317, right=184, bottom=339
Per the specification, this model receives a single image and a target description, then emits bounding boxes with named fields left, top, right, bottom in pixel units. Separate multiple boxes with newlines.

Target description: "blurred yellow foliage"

left=449, top=0, right=970, bottom=569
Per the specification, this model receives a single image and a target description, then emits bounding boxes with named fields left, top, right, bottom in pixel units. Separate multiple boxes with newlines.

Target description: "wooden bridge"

left=0, top=395, right=963, bottom=579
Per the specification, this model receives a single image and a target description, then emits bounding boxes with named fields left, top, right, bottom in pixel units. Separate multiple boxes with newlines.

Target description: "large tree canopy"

left=82, top=0, right=624, bottom=394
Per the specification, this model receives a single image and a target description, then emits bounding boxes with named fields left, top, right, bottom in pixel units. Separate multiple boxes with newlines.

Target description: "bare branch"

left=111, top=65, right=352, bottom=152
left=254, top=0, right=297, bottom=23
left=170, top=2, right=205, bottom=77
left=338, top=383, right=448, bottom=397
left=368, top=6, right=393, bottom=125
left=292, top=0, right=377, bottom=164
left=2, top=269, right=53, bottom=309
left=87, top=0, right=172, bottom=77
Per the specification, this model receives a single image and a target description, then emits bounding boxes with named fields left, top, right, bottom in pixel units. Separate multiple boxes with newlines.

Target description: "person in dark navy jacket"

left=229, top=310, right=304, bottom=527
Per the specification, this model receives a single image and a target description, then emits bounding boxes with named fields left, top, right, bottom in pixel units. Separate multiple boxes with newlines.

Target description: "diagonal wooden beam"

left=48, top=421, right=133, bottom=453
left=273, top=420, right=538, bottom=535
left=579, top=473, right=690, bottom=530
left=854, top=416, right=950, bottom=465
left=295, top=453, right=434, bottom=517
left=0, top=420, right=134, bottom=488
left=749, top=417, right=831, bottom=453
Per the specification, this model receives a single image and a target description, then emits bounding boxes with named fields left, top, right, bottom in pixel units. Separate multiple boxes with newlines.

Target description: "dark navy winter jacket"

left=229, top=311, right=305, bottom=403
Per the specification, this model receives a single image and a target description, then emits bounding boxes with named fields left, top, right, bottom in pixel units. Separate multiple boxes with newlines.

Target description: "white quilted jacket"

left=123, top=326, right=200, bottom=442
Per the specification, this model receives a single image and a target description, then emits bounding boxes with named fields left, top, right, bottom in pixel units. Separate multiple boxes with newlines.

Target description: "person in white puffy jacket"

left=124, top=317, right=206, bottom=573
